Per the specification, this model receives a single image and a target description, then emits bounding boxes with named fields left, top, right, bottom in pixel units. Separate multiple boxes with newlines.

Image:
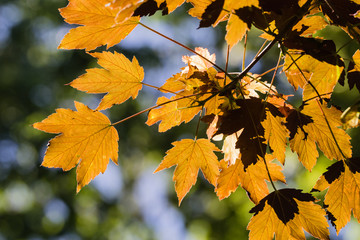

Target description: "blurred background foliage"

left=0, top=0, right=359, bottom=239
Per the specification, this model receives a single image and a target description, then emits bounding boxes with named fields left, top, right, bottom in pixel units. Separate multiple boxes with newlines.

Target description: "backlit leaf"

left=312, top=158, right=360, bottom=233
left=216, top=155, right=285, bottom=204
left=225, top=14, right=248, bottom=49
left=290, top=128, right=319, bottom=171
left=33, top=101, right=119, bottom=192
left=302, top=101, right=352, bottom=161
left=216, top=99, right=282, bottom=169
left=146, top=93, right=201, bottom=132
left=59, top=0, right=139, bottom=50
left=284, top=52, right=344, bottom=100
left=262, top=108, right=288, bottom=164
left=292, top=15, right=328, bottom=37
left=248, top=189, right=330, bottom=240
left=154, top=138, right=220, bottom=204
left=70, top=51, right=144, bottom=110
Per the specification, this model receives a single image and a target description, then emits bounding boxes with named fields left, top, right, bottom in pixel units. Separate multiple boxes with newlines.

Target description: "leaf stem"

left=111, top=93, right=206, bottom=126
left=264, top=50, right=283, bottom=102
left=225, top=45, right=230, bottom=85
left=194, top=109, right=204, bottom=141
left=242, top=31, right=248, bottom=71
left=138, top=22, right=232, bottom=80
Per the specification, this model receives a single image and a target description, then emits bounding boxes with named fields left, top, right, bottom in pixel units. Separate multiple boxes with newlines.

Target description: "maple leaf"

left=70, top=51, right=144, bottom=110
left=216, top=155, right=285, bottom=204
left=301, top=101, right=352, bottom=161
left=146, top=92, right=202, bottom=132
left=33, top=101, right=119, bottom=192
left=284, top=52, right=344, bottom=100
left=216, top=98, right=283, bottom=169
left=285, top=107, right=319, bottom=171
left=154, top=138, right=220, bottom=204
left=248, top=189, right=330, bottom=240
left=287, top=101, right=352, bottom=170
left=262, top=108, right=288, bottom=164
left=225, top=14, right=248, bottom=49
left=221, top=130, right=242, bottom=165
left=292, top=15, right=328, bottom=37
left=182, top=47, right=216, bottom=72
left=312, top=158, right=360, bottom=233
left=59, top=0, right=139, bottom=50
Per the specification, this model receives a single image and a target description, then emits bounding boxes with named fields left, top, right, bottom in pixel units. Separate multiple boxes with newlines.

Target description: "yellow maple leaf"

left=312, top=158, right=360, bottom=234
left=302, top=101, right=352, bottom=161
left=146, top=92, right=201, bottom=132
left=262, top=108, right=289, bottom=164
left=290, top=128, right=319, bottom=171
left=59, top=0, right=139, bottom=50
left=70, top=51, right=144, bottom=110
left=248, top=189, right=330, bottom=240
left=216, top=155, right=285, bottom=204
left=154, top=138, right=220, bottom=204
left=225, top=14, right=248, bottom=49
left=284, top=52, right=343, bottom=101
left=146, top=96, right=181, bottom=132
left=288, top=101, right=352, bottom=170
left=33, top=101, right=119, bottom=192
left=292, top=15, right=328, bottom=37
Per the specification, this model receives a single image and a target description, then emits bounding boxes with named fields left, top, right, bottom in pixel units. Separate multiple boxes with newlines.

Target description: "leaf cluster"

left=34, top=0, right=360, bottom=239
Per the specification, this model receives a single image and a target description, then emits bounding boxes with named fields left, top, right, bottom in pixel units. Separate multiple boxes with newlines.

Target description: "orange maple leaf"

left=154, top=138, right=220, bottom=204
left=248, top=189, right=330, bottom=240
left=216, top=155, right=285, bottom=204
left=287, top=101, right=352, bottom=170
left=70, top=51, right=144, bottom=110
left=33, top=101, right=119, bottom=192
left=146, top=91, right=202, bottom=132
left=284, top=52, right=344, bottom=101
left=59, top=0, right=139, bottom=50
left=312, top=158, right=360, bottom=234
left=262, top=108, right=289, bottom=164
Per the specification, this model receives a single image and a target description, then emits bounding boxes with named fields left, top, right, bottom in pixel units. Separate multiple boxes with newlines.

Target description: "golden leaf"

left=292, top=15, right=328, bottom=37
left=313, top=158, right=360, bottom=233
left=33, top=101, right=119, bottom=192
left=302, top=101, right=352, bottom=161
left=146, top=92, right=201, bottom=132
left=216, top=155, right=285, bottom=203
left=70, top=51, right=144, bottom=110
left=225, top=14, right=248, bottom=49
left=59, top=0, right=139, bottom=50
left=290, top=128, right=319, bottom=171
left=262, top=108, right=289, bottom=164
left=154, top=138, right=220, bottom=204
left=248, top=189, right=329, bottom=240
left=284, top=52, right=343, bottom=100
